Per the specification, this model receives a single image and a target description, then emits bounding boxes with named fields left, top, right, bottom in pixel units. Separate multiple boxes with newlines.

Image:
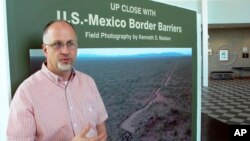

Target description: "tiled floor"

left=202, top=78, right=250, bottom=125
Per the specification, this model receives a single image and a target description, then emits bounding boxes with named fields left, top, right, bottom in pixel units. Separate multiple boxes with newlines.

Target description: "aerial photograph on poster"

left=30, top=48, right=192, bottom=141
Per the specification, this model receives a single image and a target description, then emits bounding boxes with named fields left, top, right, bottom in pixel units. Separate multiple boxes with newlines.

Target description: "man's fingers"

left=76, top=124, right=107, bottom=141
left=89, top=133, right=107, bottom=141
left=79, top=123, right=91, bottom=137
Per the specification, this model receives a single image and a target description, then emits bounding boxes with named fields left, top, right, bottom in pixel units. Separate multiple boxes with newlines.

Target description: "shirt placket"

left=64, top=81, right=79, bottom=135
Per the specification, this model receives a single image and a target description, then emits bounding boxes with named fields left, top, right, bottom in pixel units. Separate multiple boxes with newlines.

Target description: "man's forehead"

left=43, top=20, right=77, bottom=43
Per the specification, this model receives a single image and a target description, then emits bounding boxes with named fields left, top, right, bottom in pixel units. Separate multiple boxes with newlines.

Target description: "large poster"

left=7, top=0, right=197, bottom=140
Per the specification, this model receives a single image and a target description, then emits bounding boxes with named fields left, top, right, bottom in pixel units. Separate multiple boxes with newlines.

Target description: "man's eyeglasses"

left=44, top=41, right=78, bottom=51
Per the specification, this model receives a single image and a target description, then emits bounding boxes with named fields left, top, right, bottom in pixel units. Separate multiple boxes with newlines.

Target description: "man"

left=7, top=20, right=108, bottom=141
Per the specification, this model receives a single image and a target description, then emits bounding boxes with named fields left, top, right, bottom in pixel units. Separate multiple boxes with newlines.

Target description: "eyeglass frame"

left=43, top=40, right=78, bottom=51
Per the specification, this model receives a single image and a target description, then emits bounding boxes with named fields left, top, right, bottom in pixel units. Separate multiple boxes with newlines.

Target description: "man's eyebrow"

left=51, top=40, right=76, bottom=43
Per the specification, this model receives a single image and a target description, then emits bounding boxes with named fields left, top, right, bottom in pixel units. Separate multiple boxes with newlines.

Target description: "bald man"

left=7, top=20, right=108, bottom=141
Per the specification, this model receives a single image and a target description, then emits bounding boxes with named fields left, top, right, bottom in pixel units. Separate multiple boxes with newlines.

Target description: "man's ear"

left=42, top=44, right=48, bottom=58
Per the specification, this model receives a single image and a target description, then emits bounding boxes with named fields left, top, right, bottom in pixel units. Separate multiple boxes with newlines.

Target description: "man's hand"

left=71, top=124, right=107, bottom=141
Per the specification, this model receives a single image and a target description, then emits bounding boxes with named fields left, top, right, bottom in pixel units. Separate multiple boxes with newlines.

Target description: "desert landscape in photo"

left=30, top=48, right=192, bottom=141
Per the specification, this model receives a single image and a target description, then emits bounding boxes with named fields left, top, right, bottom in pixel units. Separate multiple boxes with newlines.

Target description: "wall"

left=155, top=0, right=250, bottom=25
left=153, top=0, right=201, bottom=13
left=0, top=0, right=11, bottom=140
left=208, top=28, right=250, bottom=78
left=208, top=0, right=250, bottom=24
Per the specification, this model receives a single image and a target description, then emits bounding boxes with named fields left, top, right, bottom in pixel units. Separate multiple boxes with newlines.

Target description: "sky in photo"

left=30, top=48, right=192, bottom=57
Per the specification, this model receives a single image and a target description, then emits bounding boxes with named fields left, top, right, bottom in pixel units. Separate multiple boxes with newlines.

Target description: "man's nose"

left=61, top=45, right=70, bottom=54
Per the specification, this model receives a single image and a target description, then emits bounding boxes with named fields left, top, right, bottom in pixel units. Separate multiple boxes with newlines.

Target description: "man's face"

left=42, top=21, right=78, bottom=75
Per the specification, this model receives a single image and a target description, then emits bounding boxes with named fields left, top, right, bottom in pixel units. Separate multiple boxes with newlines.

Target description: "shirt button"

left=74, top=124, right=77, bottom=127
left=70, top=106, right=73, bottom=110
left=89, top=108, right=93, bottom=112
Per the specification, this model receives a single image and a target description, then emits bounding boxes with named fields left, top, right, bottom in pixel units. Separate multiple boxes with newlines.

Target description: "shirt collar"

left=41, top=62, right=76, bottom=83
